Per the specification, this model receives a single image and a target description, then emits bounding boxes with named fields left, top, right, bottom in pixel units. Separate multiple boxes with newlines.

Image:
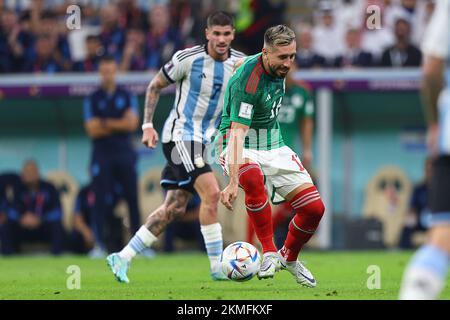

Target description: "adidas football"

left=220, top=241, right=261, bottom=282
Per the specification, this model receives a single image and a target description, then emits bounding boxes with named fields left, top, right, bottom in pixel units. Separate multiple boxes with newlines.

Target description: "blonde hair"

left=264, top=25, right=296, bottom=49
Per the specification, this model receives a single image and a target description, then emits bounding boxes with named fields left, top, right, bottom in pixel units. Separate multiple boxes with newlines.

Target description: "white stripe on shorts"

left=175, top=141, right=195, bottom=172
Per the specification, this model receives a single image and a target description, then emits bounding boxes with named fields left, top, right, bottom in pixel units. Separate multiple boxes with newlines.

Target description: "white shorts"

left=219, top=146, right=314, bottom=203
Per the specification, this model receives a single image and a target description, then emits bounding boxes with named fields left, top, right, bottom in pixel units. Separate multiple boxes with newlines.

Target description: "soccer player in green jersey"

left=272, top=66, right=316, bottom=247
left=277, top=65, right=314, bottom=169
left=247, top=66, right=316, bottom=245
left=217, top=25, right=325, bottom=287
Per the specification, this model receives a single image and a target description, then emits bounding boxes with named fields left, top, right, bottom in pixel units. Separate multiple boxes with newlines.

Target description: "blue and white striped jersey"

left=160, top=44, right=246, bottom=144
left=421, top=0, right=450, bottom=155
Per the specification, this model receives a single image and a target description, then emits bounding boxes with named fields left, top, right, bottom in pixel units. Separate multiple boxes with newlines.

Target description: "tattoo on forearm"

left=143, top=79, right=162, bottom=124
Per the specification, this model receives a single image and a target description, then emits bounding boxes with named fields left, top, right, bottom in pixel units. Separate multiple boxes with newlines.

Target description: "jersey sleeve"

left=421, top=0, right=450, bottom=59
left=228, top=81, right=259, bottom=127
left=160, top=50, right=190, bottom=83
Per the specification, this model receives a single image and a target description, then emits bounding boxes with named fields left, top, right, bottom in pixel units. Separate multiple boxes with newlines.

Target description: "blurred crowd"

left=0, top=159, right=204, bottom=256
left=0, top=0, right=219, bottom=73
left=296, top=0, right=432, bottom=68
left=0, top=160, right=125, bottom=256
left=0, top=0, right=434, bottom=74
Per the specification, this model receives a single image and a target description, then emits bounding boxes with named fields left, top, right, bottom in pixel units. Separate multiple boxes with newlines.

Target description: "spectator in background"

left=83, top=56, right=140, bottom=258
left=385, top=0, right=419, bottom=27
left=163, top=191, right=205, bottom=253
left=229, top=0, right=285, bottom=55
left=380, top=17, right=422, bottom=67
left=117, top=0, right=147, bottom=29
left=360, top=0, right=395, bottom=64
left=0, top=9, right=33, bottom=72
left=169, top=0, right=206, bottom=48
left=335, top=0, right=365, bottom=29
left=145, top=4, right=183, bottom=70
left=312, top=3, right=345, bottom=66
left=399, top=158, right=432, bottom=249
left=120, top=27, right=148, bottom=71
left=69, top=181, right=124, bottom=254
left=295, top=23, right=326, bottom=69
left=0, top=172, right=22, bottom=226
left=1, top=0, right=31, bottom=12
left=22, top=34, right=65, bottom=73
left=73, top=35, right=104, bottom=72
left=99, top=4, right=126, bottom=63
left=35, top=10, right=71, bottom=69
left=384, top=0, right=433, bottom=46
left=333, top=27, right=373, bottom=68
left=0, top=160, right=65, bottom=255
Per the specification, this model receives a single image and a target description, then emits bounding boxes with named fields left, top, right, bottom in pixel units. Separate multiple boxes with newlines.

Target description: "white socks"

left=399, top=245, right=449, bottom=300
left=119, top=226, right=158, bottom=261
left=200, top=223, right=224, bottom=269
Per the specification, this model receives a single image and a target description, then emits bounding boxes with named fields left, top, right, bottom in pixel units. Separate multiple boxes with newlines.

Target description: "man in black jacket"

left=381, top=17, right=422, bottom=67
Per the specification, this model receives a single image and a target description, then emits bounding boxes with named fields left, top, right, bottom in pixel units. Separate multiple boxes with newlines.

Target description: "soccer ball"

left=220, top=241, right=261, bottom=282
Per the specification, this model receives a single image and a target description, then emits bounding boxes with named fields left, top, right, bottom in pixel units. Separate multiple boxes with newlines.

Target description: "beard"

left=270, top=64, right=289, bottom=78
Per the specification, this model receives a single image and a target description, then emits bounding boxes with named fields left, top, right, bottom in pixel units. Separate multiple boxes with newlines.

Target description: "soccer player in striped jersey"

left=399, top=0, right=450, bottom=300
left=218, top=25, right=325, bottom=287
left=107, top=11, right=245, bottom=283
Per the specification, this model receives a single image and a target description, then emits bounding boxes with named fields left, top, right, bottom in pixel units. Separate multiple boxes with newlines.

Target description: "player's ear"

left=205, top=28, right=210, bottom=41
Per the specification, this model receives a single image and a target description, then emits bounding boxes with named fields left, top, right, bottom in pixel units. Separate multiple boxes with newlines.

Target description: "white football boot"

left=257, top=252, right=281, bottom=279
left=278, top=250, right=317, bottom=288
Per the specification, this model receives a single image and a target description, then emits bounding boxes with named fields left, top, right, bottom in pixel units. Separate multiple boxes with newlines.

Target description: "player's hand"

left=20, top=212, right=41, bottom=229
left=142, top=128, right=159, bottom=148
left=220, top=182, right=238, bottom=211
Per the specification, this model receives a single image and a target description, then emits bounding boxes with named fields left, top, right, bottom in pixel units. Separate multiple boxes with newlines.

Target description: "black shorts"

left=160, top=141, right=212, bottom=193
left=429, top=155, right=450, bottom=226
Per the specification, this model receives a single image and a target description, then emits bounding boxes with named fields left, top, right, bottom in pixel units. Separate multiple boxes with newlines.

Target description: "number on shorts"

left=292, top=155, right=305, bottom=171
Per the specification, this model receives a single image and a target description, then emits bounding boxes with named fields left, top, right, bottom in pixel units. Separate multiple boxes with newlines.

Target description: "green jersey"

left=218, top=53, right=285, bottom=151
left=278, top=83, right=314, bottom=150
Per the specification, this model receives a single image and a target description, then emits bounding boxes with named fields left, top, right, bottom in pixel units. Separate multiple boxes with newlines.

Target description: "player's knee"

left=197, top=184, right=220, bottom=208
left=238, top=164, right=265, bottom=195
left=298, top=197, right=325, bottom=223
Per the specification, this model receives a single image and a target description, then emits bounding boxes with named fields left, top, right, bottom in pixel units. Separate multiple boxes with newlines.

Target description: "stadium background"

left=0, top=0, right=433, bottom=251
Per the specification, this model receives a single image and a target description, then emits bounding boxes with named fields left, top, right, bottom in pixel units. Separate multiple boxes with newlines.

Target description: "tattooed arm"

left=141, top=71, right=171, bottom=148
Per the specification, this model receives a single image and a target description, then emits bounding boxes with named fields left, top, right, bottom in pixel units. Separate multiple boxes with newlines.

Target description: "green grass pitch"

left=0, top=251, right=449, bottom=300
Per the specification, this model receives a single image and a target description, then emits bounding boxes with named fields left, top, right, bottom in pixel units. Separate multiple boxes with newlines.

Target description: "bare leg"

left=144, top=189, right=192, bottom=236
left=194, top=172, right=220, bottom=225
left=193, top=172, right=226, bottom=278
left=108, top=188, right=192, bottom=283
